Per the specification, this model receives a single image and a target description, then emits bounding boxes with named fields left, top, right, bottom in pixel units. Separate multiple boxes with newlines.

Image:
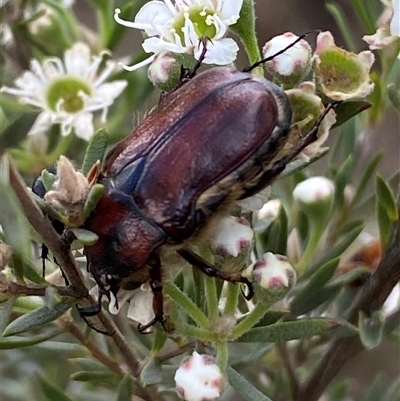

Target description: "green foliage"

left=0, top=1, right=399, bottom=401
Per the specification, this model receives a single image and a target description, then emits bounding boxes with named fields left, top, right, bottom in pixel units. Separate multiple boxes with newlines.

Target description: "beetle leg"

left=138, top=256, right=166, bottom=333
left=177, top=248, right=254, bottom=300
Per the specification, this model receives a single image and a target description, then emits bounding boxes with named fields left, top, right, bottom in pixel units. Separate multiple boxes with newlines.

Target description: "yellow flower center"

left=172, top=6, right=217, bottom=44
left=46, top=77, right=92, bottom=113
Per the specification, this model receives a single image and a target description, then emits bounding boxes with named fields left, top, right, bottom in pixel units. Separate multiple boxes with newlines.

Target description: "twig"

left=7, top=156, right=158, bottom=400
left=276, top=342, right=300, bottom=398
left=296, top=220, right=400, bottom=401
left=7, top=282, right=79, bottom=298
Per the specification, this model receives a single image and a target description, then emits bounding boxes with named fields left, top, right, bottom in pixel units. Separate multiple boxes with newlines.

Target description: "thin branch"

left=296, top=220, right=400, bottom=401
left=7, top=156, right=158, bottom=400
left=7, top=282, right=79, bottom=298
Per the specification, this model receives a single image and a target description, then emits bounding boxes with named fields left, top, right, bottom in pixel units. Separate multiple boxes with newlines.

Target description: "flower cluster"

left=114, top=0, right=243, bottom=71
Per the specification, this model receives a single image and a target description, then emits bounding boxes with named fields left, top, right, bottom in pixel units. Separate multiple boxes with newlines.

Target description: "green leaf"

left=116, top=375, right=133, bottom=401
left=230, top=0, right=261, bottom=67
left=333, top=155, right=353, bottom=209
left=387, top=83, right=400, bottom=113
left=291, top=258, right=339, bottom=310
left=332, top=101, right=371, bottom=129
left=236, top=318, right=335, bottom=342
left=83, top=183, right=104, bottom=216
left=253, top=310, right=287, bottom=328
left=41, top=169, right=57, bottom=192
left=352, top=152, right=382, bottom=208
left=291, top=284, right=342, bottom=316
left=3, top=298, right=75, bottom=336
left=140, top=357, right=163, bottom=386
left=306, top=224, right=363, bottom=277
left=377, top=200, right=392, bottom=248
left=38, top=376, right=73, bottom=401
left=0, top=328, right=63, bottom=349
left=359, top=310, right=384, bottom=349
left=376, top=175, right=399, bottom=222
left=70, top=371, right=115, bottom=381
left=227, top=366, right=273, bottom=401
left=326, top=2, right=357, bottom=52
left=69, top=228, right=98, bottom=245
left=0, top=112, right=39, bottom=149
left=0, top=159, right=32, bottom=263
left=0, top=297, right=16, bottom=334
left=81, top=127, right=109, bottom=175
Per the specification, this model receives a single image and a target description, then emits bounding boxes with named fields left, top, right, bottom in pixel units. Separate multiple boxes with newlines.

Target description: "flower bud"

left=251, top=253, right=296, bottom=304
left=45, top=156, right=90, bottom=226
left=293, top=176, right=335, bottom=205
left=255, top=199, right=282, bottom=232
left=147, top=51, right=182, bottom=91
left=313, top=31, right=375, bottom=100
left=174, top=352, right=224, bottom=401
left=284, top=82, right=336, bottom=160
left=263, top=32, right=312, bottom=88
left=207, top=216, right=254, bottom=273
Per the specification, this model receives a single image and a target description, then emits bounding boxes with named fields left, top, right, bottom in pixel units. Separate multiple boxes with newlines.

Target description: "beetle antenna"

left=243, top=29, right=321, bottom=72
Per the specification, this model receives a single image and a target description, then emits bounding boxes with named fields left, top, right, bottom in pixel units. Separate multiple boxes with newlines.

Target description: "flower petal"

left=194, top=37, right=238, bottom=64
left=219, top=0, right=243, bottom=24
left=28, top=112, right=53, bottom=136
left=64, top=42, right=92, bottom=76
left=72, top=112, right=94, bottom=141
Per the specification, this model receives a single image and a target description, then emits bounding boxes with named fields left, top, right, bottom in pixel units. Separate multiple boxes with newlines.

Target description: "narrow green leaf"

left=81, top=127, right=109, bottom=175
left=377, top=198, right=392, bottom=248
left=0, top=297, right=16, bottom=334
left=140, top=357, right=163, bottom=386
left=3, top=298, right=75, bottom=336
left=237, top=318, right=335, bottom=342
left=83, top=183, right=104, bottom=216
left=306, top=224, right=363, bottom=277
left=70, top=228, right=98, bottom=245
left=387, top=83, right=400, bottom=113
left=0, top=160, right=32, bottom=262
left=227, top=366, right=273, bottom=401
left=334, top=155, right=353, bottom=209
left=290, top=285, right=341, bottom=316
left=352, top=152, right=382, bottom=208
left=291, top=258, right=339, bottom=310
left=116, top=375, right=133, bottom=401
left=376, top=175, right=399, bottom=221
left=332, top=100, right=371, bottom=128
left=359, top=310, right=384, bottom=349
left=0, top=328, right=63, bottom=349
left=38, top=376, right=73, bottom=401
left=41, top=169, right=56, bottom=192
left=0, top=112, right=38, bottom=149
left=326, top=2, right=357, bottom=52
left=253, top=310, right=287, bottom=328
left=330, top=267, right=370, bottom=286
left=70, top=371, right=116, bottom=381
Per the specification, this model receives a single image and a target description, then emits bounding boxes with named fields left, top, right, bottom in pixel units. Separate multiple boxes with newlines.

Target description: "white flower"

left=1, top=42, right=127, bottom=140
left=313, top=31, right=375, bottom=101
left=108, top=284, right=155, bottom=327
left=114, top=0, right=243, bottom=71
left=174, top=352, right=224, bottom=401
left=363, top=0, right=400, bottom=57
left=293, top=176, right=335, bottom=204
left=262, top=32, right=312, bottom=87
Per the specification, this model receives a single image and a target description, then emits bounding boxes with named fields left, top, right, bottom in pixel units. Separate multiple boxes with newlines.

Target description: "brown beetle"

left=82, top=65, right=294, bottom=329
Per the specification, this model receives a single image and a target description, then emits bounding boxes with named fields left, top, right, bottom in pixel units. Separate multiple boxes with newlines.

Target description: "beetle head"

left=84, top=185, right=167, bottom=291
